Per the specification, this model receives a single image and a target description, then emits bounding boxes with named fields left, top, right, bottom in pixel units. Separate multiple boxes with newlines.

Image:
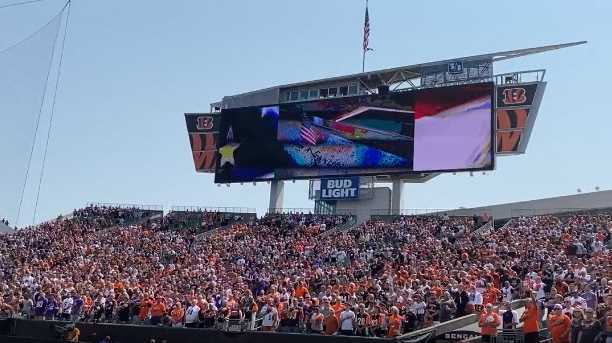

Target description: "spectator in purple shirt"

left=45, top=296, right=58, bottom=320
left=34, top=293, right=47, bottom=320
left=581, top=284, right=598, bottom=309
left=72, top=293, right=84, bottom=322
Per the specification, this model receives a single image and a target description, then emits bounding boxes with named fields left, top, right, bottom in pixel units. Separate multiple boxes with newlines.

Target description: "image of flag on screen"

left=300, top=122, right=319, bottom=145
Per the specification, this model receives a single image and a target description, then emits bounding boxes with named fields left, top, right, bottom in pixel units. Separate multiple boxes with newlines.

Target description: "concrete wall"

left=439, top=190, right=612, bottom=219
left=335, top=187, right=391, bottom=224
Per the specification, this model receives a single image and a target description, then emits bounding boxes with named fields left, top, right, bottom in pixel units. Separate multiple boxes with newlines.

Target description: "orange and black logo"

left=185, top=113, right=219, bottom=133
left=501, top=88, right=527, bottom=105
left=496, top=130, right=522, bottom=153
left=196, top=116, right=214, bottom=130
left=189, top=133, right=218, bottom=171
left=496, top=83, right=538, bottom=108
left=496, top=108, right=529, bottom=130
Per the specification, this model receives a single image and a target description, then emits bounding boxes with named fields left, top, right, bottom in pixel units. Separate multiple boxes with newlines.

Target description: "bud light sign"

left=320, top=177, right=360, bottom=200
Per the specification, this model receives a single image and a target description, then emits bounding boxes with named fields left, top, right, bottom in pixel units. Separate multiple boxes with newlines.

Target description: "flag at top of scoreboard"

left=363, top=1, right=370, bottom=53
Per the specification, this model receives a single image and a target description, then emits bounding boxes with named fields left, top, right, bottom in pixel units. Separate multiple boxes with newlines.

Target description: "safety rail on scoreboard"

left=87, top=202, right=164, bottom=211
left=494, top=69, right=546, bottom=84
left=170, top=206, right=256, bottom=214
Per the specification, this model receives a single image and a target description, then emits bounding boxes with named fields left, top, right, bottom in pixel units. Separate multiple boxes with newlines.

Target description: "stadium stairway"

left=194, top=217, right=251, bottom=241
left=493, top=217, right=513, bottom=230
left=472, top=219, right=494, bottom=236
left=318, top=215, right=359, bottom=238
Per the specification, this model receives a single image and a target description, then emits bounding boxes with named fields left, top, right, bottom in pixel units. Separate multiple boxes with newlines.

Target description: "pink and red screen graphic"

left=413, top=83, right=493, bottom=171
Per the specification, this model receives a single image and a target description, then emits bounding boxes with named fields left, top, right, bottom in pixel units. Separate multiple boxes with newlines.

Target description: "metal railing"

left=397, top=299, right=528, bottom=341
left=170, top=206, right=256, bottom=214
left=88, top=202, right=164, bottom=211
left=461, top=328, right=551, bottom=343
left=494, top=69, right=546, bottom=84
left=370, top=208, right=455, bottom=216
left=510, top=207, right=612, bottom=218
left=267, top=208, right=355, bottom=215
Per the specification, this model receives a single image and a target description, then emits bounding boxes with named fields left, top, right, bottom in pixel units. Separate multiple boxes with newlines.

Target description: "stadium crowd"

left=0, top=206, right=610, bottom=341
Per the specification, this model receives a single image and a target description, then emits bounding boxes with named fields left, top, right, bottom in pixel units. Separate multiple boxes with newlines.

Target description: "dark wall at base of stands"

left=2, top=319, right=390, bottom=343
left=2, top=338, right=59, bottom=343
left=0, top=319, right=11, bottom=335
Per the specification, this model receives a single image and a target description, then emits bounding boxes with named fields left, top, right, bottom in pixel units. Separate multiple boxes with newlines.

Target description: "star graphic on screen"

left=219, top=143, right=240, bottom=166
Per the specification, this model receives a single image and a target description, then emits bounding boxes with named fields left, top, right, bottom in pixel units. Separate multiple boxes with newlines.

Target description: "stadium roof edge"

left=221, top=41, right=586, bottom=100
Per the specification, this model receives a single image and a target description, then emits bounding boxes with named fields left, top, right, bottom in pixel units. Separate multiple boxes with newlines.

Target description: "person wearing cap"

left=478, top=303, right=500, bottom=343
left=548, top=304, right=571, bottom=343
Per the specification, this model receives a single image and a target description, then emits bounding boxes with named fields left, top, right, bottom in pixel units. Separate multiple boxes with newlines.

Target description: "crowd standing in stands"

left=0, top=206, right=610, bottom=341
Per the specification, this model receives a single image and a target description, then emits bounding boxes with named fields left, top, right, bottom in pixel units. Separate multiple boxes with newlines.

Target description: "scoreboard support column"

left=391, top=179, right=404, bottom=215
left=268, top=180, right=285, bottom=213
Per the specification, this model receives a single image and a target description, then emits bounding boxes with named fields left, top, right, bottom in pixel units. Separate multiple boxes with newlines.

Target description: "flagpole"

left=362, top=0, right=368, bottom=73
left=362, top=49, right=366, bottom=73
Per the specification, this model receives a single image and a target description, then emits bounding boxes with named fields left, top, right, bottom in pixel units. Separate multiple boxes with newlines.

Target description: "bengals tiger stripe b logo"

left=196, top=116, right=214, bottom=130
left=501, top=88, right=527, bottom=105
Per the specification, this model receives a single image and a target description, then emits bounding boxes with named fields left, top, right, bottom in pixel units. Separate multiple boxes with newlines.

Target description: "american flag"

left=363, top=2, right=370, bottom=53
left=300, top=123, right=319, bottom=145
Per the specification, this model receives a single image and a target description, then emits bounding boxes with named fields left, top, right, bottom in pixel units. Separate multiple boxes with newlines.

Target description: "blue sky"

left=1, top=0, right=610, bottom=225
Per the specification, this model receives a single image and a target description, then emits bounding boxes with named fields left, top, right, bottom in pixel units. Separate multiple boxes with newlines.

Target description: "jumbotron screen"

left=214, top=82, right=494, bottom=183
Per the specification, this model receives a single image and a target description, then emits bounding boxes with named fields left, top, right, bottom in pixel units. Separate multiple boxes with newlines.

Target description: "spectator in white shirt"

left=339, top=303, right=356, bottom=336
left=184, top=302, right=200, bottom=328
left=61, top=295, right=73, bottom=321
left=501, top=281, right=514, bottom=303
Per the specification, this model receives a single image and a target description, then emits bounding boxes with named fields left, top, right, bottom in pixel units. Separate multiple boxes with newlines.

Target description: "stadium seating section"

left=0, top=205, right=609, bottom=342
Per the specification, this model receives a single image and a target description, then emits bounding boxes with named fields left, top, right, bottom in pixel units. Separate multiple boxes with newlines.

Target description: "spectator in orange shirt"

left=483, top=284, right=501, bottom=306
left=478, top=303, right=500, bottom=343
left=331, top=298, right=343, bottom=319
left=324, top=310, right=339, bottom=335
left=294, top=281, right=309, bottom=299
left=170, top=302, right=185, bottom=327
left=547, top=304, right=570, bottom=343
left=150, top=297, right=166, bottom=326
left=520, top=298, right=540, bottom=343
left=387, top=306, right=402, bottom=338
left=138, top=296, right=152, bottom=323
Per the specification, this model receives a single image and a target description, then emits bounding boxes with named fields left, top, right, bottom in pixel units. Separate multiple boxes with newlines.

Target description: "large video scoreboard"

left=212, top=82, right=494, bottom=183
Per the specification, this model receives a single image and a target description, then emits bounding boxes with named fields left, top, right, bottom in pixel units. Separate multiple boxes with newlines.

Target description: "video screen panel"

left=215, top=82, right=493, bottom=183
